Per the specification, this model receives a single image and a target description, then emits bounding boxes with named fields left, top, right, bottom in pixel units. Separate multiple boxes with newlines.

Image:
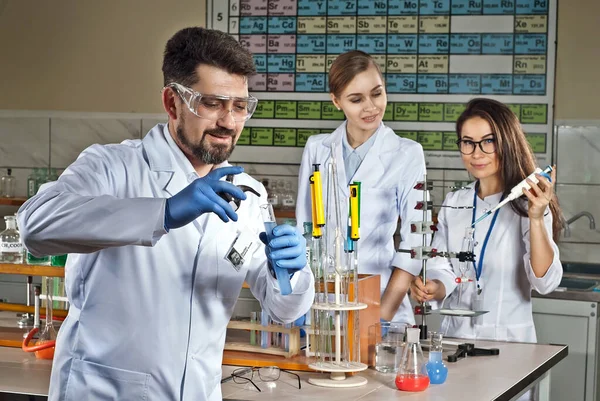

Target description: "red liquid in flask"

left=395, top=374, right=430, bottom=392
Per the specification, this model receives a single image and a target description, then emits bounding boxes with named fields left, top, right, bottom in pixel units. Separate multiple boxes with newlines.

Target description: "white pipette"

left=471, top=165, right=553, bottom=227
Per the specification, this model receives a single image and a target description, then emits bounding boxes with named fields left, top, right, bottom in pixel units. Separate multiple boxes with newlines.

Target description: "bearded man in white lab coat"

left=18, top=27, right=314, bottom=401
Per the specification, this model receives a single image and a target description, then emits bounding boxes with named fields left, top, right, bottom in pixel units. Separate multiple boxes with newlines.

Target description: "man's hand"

left=164, top=166, right=246, bottom=230
left=259, top=224, right=306, bottom=274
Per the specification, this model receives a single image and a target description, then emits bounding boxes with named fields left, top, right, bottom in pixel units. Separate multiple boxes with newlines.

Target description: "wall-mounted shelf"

left=273, top=207, right=295, bottom=219
left=0, top=263, right=64, bottom=277
left=0, top=197, right=27, bottom=207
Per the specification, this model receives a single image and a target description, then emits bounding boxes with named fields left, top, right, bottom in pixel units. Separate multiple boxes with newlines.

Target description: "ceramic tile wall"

left=1, top=114, right=599, bottom=303
left=554, top=124, right=600, bottom=263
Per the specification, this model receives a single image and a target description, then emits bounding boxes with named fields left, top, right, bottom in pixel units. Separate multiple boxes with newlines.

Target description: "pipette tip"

left=471, top=211, right=492, bottom=227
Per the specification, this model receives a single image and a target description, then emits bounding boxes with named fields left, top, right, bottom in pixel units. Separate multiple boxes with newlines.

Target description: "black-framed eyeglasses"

left=221, top=366, right=301, bottom=392
left=455, top=137, right=496, bottom=155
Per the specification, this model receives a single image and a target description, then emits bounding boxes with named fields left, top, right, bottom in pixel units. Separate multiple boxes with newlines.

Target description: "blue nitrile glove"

left=164, top=166, right=246, bottom=230
left=259, top=224, right=306, bottom=283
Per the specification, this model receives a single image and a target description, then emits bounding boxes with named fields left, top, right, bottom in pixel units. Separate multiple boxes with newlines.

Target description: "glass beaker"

left=426, top=331, right=448, bottom=384
left=373, top=321, right=405, bottom=373
left=395, top=327, right=429, bottom=392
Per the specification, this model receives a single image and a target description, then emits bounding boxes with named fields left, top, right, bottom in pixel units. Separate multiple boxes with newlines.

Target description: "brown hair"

left=162, top=27, right=256, bottom=87
left=328, top=50, right=383, bottom=97
left=456, top=98, right=564, bottom=240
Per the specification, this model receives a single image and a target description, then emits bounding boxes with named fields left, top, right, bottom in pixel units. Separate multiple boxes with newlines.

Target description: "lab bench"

left=0, top=339, right=566, bottom=400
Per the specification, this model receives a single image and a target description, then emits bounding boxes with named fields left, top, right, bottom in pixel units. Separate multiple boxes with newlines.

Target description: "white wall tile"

left=0, top=118, right=49, bottom=167
left=50, top=118, right=141, bottom=168
left=556, top=125, right=600, bottom=185
left=142, top=118, right=166, bottom=136
left=556, top=184, right=600, bottom=243
left=558, top=242, right=600, bottom=263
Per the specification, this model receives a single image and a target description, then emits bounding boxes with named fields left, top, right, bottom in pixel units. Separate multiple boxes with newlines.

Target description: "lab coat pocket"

left=216, top=228, right=256, bottom=299
left=65, top=359, right=150, bottom=401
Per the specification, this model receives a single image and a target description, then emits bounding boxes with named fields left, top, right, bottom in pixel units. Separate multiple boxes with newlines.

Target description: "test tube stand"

left=307, top=278, right=369, bottom=388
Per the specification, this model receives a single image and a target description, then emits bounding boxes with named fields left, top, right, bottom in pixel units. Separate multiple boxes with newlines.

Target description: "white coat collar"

left=322, top=122, right=387, bottom=195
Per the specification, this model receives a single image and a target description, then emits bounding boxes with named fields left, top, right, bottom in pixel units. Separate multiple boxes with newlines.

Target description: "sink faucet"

left=564, top=211, right=596, bottom=238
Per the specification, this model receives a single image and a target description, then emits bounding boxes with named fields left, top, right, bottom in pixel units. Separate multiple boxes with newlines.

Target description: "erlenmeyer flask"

left=426, top=331, right=448, bottom=384
left=35, top=277, right=57, bottom=359
left=395, top=327, right=429, bottom=392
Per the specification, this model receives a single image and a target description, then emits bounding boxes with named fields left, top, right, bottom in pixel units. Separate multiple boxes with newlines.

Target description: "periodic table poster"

left=207, top=0, right=556, bottom=168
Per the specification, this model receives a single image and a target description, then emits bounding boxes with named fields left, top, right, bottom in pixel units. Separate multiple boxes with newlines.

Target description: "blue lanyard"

left=471, top=185, right=504, bottom=286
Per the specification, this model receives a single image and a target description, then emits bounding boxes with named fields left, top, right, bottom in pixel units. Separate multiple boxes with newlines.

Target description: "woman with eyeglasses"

left=296, top=50, right=428, bottom=327
left=410, top=98, right=563, bottom=349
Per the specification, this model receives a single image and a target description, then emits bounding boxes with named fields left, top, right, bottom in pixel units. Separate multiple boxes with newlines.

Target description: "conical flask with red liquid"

left=395, top=327, right=430, bottom=392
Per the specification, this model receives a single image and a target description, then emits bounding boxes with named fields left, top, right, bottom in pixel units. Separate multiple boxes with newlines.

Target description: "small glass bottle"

left=265, top=179, right=280, bottom=207
left=396, top=327, right=430, bottom=392
left=27, top=168, right=39, bottom=198
left=0, top=216, right=24, bottom=264
left=426, top=331, right=448, bottom=384
left=0, top=168, right=16, bottom=198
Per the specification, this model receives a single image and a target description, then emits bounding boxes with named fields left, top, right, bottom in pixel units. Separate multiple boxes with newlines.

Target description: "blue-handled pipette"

left=471, top=165, right=553, bottom=227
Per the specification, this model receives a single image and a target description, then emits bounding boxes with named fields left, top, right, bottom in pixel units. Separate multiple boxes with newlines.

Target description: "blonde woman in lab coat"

left=296, top=50, right=428, bottom=325
left=410, top=98, right=564, bottom=344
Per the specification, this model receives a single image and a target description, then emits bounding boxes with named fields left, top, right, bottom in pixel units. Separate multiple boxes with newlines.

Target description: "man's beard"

left=176, top=117, right=236, bottom=165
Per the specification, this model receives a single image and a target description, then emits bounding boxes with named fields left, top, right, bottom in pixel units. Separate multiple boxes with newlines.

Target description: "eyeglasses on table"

left=221, top=366, right=301, bottom=392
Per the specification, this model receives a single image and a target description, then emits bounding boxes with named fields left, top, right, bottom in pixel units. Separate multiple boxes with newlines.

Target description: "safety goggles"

left=165, top=82, right=258, bottom=122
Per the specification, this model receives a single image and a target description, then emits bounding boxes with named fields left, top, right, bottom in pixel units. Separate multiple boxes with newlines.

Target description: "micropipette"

left=471, top=165, right=553, bottom=227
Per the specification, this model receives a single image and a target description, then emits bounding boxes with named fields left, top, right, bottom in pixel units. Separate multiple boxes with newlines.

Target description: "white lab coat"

left=17, top=124, right=314, bottom=401
left=426, top=183, right=562, bottom=343
left=296, top=122, right=427, bottom=324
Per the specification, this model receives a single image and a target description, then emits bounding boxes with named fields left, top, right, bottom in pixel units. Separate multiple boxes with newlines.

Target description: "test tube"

left=259, top=204, right=293, bottom=295
left=261, top=310, right=270, bottom=349
left=250, top=311, right=259, bottom=346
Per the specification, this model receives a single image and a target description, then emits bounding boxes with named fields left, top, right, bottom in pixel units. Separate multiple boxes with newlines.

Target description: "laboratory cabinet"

left=532, top=297, right=600, bottom=401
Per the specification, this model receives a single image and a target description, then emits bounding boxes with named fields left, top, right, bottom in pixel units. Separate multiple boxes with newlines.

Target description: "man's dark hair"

left=162, top=27, right=256, bottom=86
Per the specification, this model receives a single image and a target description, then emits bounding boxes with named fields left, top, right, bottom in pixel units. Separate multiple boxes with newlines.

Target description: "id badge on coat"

left=471, top=287, right=484, bottom=325
left=224, top=227, right=256, bottom=271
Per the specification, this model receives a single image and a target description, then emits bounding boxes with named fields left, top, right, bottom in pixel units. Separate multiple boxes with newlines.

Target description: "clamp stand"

left=447, top=343, right=500, bottom=362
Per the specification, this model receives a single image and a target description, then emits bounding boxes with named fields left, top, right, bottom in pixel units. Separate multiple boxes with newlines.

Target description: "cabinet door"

left=533, top=298, right=597, bottom=401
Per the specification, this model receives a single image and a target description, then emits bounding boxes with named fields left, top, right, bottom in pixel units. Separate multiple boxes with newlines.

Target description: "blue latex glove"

left=259, top=224, right=306, bottom=294
left=164, top=166, right=246, bottom=230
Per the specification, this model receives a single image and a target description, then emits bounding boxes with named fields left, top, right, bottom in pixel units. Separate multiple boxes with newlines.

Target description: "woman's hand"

left=523, top=166, right=556, bottom=221
left=410, top=277, right=443, bottom=303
